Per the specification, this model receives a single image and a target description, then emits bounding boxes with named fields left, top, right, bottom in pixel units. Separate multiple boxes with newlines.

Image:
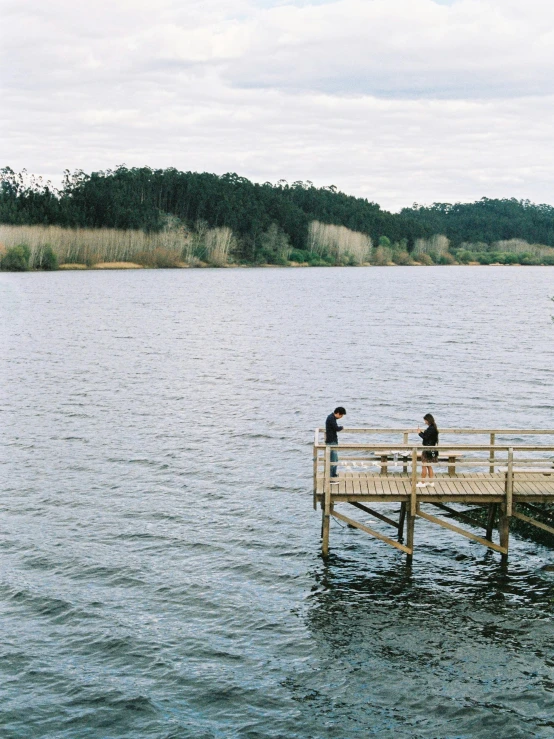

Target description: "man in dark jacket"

left=325, top=407, right=346, bottom=478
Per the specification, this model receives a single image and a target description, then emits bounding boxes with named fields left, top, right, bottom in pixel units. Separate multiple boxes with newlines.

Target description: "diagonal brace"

left=431, top=502, right=486, bottom=529
left=417, top=509, right=507, bottom=554
left=332, top=510, right=412, bottom=554
left=512, top=510, right=554, bottom=536
left=349, top=501, right=399, bottom=528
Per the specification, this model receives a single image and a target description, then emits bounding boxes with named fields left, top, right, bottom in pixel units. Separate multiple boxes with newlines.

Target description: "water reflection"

left=301, top=555, right=554, bottom=737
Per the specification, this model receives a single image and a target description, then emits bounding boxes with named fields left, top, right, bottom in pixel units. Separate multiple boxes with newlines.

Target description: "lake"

left=1, top=266, right=553, bottom=738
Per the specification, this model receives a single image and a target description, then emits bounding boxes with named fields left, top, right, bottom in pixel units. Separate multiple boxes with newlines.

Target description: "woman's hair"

left=424, top=413, right=437, bottom=429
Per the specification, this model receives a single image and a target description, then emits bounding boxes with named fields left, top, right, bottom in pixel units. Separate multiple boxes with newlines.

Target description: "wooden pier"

left=313, top=428, right=554, bottom=561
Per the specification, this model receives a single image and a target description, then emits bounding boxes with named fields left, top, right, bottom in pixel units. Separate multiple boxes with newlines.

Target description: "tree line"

left=401, top=199, right=554, bottom=248
left=1, top=166, right=554, bottom=265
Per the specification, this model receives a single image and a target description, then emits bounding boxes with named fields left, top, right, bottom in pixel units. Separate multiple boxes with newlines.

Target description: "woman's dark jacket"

left=419, top=425, right=438, bottom=446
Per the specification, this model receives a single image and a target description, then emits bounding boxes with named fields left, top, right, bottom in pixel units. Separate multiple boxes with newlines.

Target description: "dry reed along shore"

left=1, top=223, right=554, bottom=270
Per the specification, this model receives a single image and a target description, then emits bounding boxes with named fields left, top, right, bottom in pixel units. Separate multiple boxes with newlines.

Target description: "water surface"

left=1, top=266, right=553, bottom=738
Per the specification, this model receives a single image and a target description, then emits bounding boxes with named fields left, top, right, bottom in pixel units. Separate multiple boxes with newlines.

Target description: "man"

left=325, top=406, right=346, bottom=478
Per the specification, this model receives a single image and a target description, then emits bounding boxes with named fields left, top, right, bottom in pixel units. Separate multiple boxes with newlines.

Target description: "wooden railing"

left=313, top=428, right=554, bottom=504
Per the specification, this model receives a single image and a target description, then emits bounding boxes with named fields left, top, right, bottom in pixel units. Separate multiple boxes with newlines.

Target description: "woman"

left=416, top=413, right=439, bottom=487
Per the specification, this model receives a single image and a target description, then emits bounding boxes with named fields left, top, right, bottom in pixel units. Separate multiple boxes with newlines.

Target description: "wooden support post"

left=499, top=502, right=510, bottom=564
left=406, top=512, right=415, bottom=564
left=490, top=433, right=495, bottom=474
left=506, top=447, right=514, bottom=517
left=322, top=445, right=331, bottom=556
left=407, top=448, right=418, bottom=563
left=403, top=432, right=409, bottom=473
left=500, top=447, right=513, bottom=565
left=411, top=448, right=418, bottom=517
left=485, top=503, right=497, bottom=541
left=398, top=502, right=407, bottom=542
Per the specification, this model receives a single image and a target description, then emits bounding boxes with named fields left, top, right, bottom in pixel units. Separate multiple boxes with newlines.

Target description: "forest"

left=1, top=165, right=554, bottom=269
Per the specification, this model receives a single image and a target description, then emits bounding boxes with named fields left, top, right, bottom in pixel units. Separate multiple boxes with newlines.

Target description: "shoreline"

left=48, top=261, right=553, bottom=271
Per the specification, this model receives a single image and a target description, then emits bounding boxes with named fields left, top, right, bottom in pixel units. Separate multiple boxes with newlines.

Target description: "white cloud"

left=1, top=0, right=553, bottom=209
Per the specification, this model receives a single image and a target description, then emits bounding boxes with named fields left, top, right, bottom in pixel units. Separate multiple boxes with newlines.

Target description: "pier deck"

left=313, top=428, right=554, bottom=561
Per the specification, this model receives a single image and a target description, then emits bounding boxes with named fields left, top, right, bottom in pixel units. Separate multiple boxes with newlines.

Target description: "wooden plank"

left=512, top=510, right=554, bottom=536
left=462, top=473, right=482, bottom=497
left=359, top=474, right=370, bottom=496
left=454, top=473, right=471, bottom=497
left=399, top=478, right=411, bottom=496
left=350, top=501, right=399, bottom=528
left=521, top=477, right=544, bottom=498
left=416, top=509, right=507, bottom=553
left=436, top=475, right=455, bottom=497
left=380, top=477, right=392, bottom=496
left=387, top=475, right=399, bottom=496
left=448, top=477, right=469, bottom=497
left=365, top=474, right=376, bottom=494
left=351, top=471, right=361, bottom=497
left=480, top=473, right=499, bottom=496
left=332, top=510, right=412, bottom=554
left=345, top=474, right=354, bottom=497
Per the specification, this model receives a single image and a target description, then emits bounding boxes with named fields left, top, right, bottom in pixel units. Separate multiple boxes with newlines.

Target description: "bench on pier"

left=498, top=466, right=554, bottom=479
left=376, top=451, right=462, bottom=477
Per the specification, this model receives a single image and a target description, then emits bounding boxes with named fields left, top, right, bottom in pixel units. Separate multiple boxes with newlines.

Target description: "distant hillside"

left=0, top=166, right=429, bottom=262
left=401, top=199, right=554, bottom=248
left=1, top=166, right=554, bottom=266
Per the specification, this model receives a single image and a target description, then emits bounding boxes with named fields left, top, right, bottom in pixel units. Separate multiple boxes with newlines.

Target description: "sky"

left=1, top=0, right=553, bottom=211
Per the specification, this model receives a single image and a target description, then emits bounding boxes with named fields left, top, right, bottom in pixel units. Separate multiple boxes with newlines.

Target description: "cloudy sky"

left=1, top=0, right=553, bottom=210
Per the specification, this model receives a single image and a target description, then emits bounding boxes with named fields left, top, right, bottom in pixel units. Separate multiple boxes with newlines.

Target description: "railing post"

left=403, top=432, right=409, bottom=473
left=322, top=444, right=331, bottom=556
left=490, top=433, right=495, bottom=474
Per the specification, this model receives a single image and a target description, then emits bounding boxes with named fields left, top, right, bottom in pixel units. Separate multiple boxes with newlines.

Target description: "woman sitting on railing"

left=417, top=414, right=439, bottom=488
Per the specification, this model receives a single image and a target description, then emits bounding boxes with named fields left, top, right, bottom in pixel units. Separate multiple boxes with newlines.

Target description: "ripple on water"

left=1, top=267, right=554, bottom=738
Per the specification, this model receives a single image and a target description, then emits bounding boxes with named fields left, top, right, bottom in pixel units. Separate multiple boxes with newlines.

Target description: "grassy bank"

left=2, top=223, right=554, bottom=271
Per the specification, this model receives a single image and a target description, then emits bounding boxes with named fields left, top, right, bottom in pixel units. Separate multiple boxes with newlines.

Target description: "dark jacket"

left=325, top=413, right=343, bottom=444
left=419, top=425, right=439, bottom=447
